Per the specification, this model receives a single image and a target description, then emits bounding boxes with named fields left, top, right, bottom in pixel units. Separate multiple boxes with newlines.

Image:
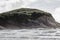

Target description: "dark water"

left=0, top=28, right=60, bottom=40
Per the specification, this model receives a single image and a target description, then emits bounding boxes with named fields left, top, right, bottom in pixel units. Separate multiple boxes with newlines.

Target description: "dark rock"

left=0, top=8, right=60, bottom=29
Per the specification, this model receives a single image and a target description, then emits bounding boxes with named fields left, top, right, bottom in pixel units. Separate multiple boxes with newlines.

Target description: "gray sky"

left=0, top=0, right=60, bottom=23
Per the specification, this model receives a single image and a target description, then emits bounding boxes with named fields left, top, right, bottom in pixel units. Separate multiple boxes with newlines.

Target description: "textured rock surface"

left=0, top=8, right=60, bottom=29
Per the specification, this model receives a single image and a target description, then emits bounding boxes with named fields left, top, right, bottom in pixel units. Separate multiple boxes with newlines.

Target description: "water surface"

left=0, top=28, right=60, bottom=40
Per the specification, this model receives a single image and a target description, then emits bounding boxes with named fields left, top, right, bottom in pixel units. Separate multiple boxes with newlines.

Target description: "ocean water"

left=0, top=28, right=60, bottom=40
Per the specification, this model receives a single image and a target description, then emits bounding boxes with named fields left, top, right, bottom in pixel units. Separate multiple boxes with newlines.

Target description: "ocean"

left=0, top=28, right=60, bottom=40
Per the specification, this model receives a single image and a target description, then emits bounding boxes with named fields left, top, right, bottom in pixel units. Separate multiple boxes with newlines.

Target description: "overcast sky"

left=0, top=0, right=60, bottom=23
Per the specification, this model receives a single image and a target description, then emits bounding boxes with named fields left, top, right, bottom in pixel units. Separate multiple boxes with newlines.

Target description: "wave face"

left=0, top=8, right=60, bottom=29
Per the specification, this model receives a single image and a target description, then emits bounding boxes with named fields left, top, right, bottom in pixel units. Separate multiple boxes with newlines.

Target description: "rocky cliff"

left=0, top=8, right=60, bottom=29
